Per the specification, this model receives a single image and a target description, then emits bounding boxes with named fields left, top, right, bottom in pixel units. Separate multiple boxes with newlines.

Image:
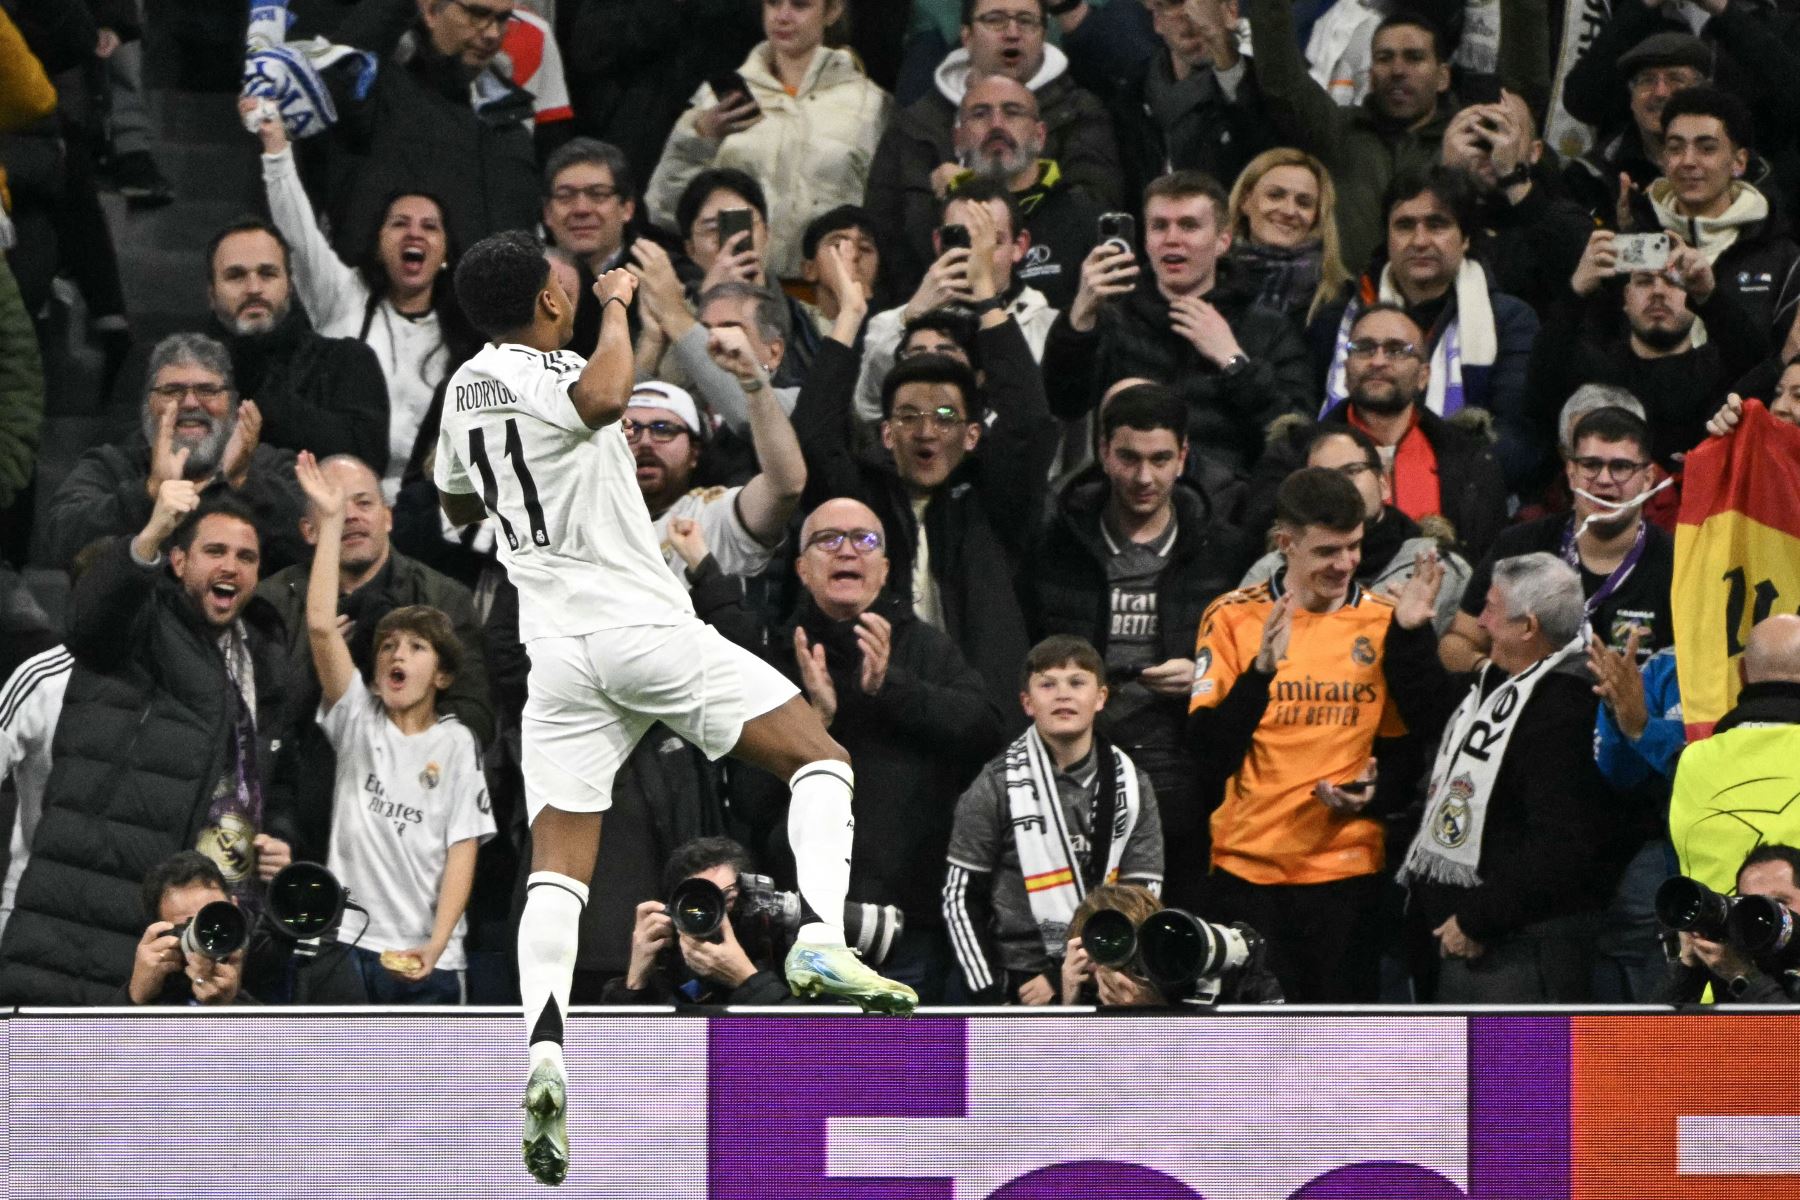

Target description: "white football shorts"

left=520, top=619, right=799, bottom=822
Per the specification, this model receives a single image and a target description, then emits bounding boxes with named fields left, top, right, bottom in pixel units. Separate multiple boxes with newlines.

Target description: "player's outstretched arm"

left=296, top=452, right=359, bottom=711
left=734, top=361, right=807, bottom=544
left=569, top=269, right=639, bottom=429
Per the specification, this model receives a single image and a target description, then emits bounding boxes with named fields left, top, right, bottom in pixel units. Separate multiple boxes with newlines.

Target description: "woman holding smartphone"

left=645, top=0, right=890, bottom=281
left=1224, top=148, right=1350, bottom=325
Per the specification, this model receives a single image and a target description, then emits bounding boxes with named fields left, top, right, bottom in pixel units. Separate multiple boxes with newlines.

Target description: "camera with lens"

left=666, top=873, right=904, bottom=966
left=1656, top=875, right=1800, bottom=972
left=167, top=900, right=250, bottom=961
left=1077, top=907, right=1259, bottom=1006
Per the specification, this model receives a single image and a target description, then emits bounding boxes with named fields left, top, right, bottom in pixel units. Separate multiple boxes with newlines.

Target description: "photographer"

left=1661, top=846, right=1800, bottom=1004
left=1060, top=884, right=1282, bottom=1007
left=601, top=838, right=810, bottom=1007
left=123, top=853, right=251, bottom=1006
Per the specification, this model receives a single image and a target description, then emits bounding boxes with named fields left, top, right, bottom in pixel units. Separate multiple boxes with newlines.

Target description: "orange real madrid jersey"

left=1189, top=576, right=1406, bottom=885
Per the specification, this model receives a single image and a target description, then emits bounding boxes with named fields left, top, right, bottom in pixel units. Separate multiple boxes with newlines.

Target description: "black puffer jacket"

left=0, top=540, right=298, bottom=1004
left=1101, top=50, right=1277, bottom=213
left=1041, top=281, right=1313, bottom=478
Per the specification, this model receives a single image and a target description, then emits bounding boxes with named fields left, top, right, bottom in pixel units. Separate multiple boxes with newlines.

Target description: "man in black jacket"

left=46, top=332, right=311, bottom=574
left=0, top=492, right=299, bottom=1004
left=1533, top=229, right=1770, bottom=468
left=1041, top=169, right=1312, bottom=482
left=733, top=498, right=1005, bottom=1002
left=793, top=200, right=1060, bottom=719
left=256, top=453, right=492, bottom=860
left=1025, top=384, right=1251, bottom=906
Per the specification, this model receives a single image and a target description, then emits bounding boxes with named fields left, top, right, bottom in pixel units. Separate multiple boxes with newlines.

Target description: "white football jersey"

left=435, top=342, right=696, bottom=641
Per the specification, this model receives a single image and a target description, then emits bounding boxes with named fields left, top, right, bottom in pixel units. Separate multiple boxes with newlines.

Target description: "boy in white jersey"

left=435, top=232, right=914, bottom=1187
left=295, top=453, right=495, bottom=1003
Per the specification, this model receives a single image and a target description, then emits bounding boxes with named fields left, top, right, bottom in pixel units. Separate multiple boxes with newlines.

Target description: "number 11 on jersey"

left=469, top=417, right=551, bottom=551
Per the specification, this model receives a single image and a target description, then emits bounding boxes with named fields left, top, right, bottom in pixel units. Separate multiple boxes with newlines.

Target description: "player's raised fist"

left=594, top=269, right=639, bottom=308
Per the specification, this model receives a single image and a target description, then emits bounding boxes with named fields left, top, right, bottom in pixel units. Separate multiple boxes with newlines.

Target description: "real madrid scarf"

left=1397, top=633, right=1589, bottom=889
left=1323, top=259, right=1497, bottom=420
left=1004, top=727, right=1142, bottom=955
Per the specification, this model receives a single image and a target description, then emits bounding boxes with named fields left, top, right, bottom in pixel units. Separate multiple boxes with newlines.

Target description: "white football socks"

left=787, top=759, right=855, bottom=947
left=519, top=871, right=587, bottom=1072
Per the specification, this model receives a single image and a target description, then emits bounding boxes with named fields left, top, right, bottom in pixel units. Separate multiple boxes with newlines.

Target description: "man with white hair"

left=45, top=333, right=309, bottom=573
left=1398, top=551, right=1624, bottom=1003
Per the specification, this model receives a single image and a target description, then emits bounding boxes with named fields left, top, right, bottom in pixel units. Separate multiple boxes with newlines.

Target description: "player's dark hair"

left=879, top=353, right=984, bottom=423
left=1021, top=634, right=1107, bottom=690
left=1101, top=384, right=1186, bottom=444
left=1570, top=406, right=1652, bottom=460
left=1275, top=467, right=1366, bottom=534
left=1306, top=425, right=1383, bottom=473
left=1373, top=11, right=1447, bottom=61
left=141, top=850, right=229, bottom=923
left=454, top=230, right=551, bottom=338
left=1661, top=83, right=1754, bottom=149
left=676, top=168, right=769, bottom=240
left=1740, top=844, right=1800, bottom=890
left=373, top=604, right=462, bottom=684
left=662, top=837, right=755, bottom=901
left=169, top=495, right=261, bottom=555
left=205, top=215, right=292, bottom=281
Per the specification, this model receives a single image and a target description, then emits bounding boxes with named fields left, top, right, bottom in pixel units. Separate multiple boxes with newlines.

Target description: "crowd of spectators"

left=5, top=0, right=1800, bottom=1010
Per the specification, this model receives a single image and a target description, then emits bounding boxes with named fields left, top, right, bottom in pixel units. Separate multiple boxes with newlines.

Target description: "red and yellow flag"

left=1673, top=400, right=1800, bottom=739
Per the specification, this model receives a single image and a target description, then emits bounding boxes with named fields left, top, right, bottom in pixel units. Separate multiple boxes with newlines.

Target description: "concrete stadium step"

left=152, top=89, right=252, bottom=148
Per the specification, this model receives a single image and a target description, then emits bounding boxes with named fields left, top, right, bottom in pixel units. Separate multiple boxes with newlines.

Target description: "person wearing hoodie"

left=644, top=0, right=891, bottom=283
left=1245, top=1, right=1455, bottom=274
left=1025, top=384, right=1253, bottom=905
left=1646, top=85, right=1800, bottom=343
left=1561, top=32, right=1709, bottom=226
left=865, top=0, right=1122, bottom=295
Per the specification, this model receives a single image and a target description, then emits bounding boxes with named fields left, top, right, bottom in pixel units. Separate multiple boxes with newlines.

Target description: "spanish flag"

left=1673, top=400, right=1800, bottom=739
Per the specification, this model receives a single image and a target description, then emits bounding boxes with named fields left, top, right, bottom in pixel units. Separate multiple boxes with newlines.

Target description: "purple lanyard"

left=1559, top=518, right=1647, bottom=616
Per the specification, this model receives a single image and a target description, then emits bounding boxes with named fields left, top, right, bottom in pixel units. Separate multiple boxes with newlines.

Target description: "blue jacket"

left=1595, top=648, right=1684, bottom=793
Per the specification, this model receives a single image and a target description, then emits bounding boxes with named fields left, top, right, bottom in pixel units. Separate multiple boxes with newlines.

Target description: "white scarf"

left=1324, top=259, right=1497, bottom=418
left=1397, top=633, right=1588, bottom=889
left=1004, top=727, right=1142, bottom=953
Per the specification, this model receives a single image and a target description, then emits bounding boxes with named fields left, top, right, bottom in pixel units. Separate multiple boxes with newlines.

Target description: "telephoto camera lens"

left=1137, top=910, right=1250, bottom=989
left=843, top=901, right=905, bottom=966
left=175, top=899, right=249, bottom=960
left=666, top=877, right=729, bottom=941
left=1079, top=909, right=1139, bottom=970
left=268, top=861, right=348, bottom=940
left=1727, top=895, right=1800, bottom=968
left=1654, top=876, right=1737, bottom=942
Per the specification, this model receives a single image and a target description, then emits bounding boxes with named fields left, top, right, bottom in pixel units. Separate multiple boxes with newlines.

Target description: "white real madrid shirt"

left=652, top=486, right=778, bottom=583
left=320, top=682, right=496, bottom=970
left=0, top=647, right=73, bottom=938
left=434, top=342, right=697, bottom=642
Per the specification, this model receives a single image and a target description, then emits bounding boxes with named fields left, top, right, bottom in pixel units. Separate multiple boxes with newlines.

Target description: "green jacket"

left=0, top=257, right=41, bottom=510
left=1246, top=0, right=1453, bottom=273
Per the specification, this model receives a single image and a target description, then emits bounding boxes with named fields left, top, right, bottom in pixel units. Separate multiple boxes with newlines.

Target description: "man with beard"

left=1530, top=229, right=1769, bottom=469
left=936, top=75, right=1099, bottom=311
left=109, top=219, right=390, bottom=474
left=1257, top=304, right=1506, bottom=560
left=46, top=333, right=309, bottom=574
left=1441, top=406, right=1674, bottom=672
left=0, top=488, right=299, bottom=1004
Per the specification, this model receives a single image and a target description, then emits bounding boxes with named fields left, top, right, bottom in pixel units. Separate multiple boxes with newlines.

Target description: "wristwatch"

left=969, top=294, right=1006, bottom=315
left=1495, top=163, right=1530, bottom=189
left=1220, top=353, right=1251, bottom=376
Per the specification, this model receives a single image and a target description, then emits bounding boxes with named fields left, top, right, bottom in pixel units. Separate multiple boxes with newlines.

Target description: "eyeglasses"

left=888, top=406, right=969, bottom=431
left=446, top=0, right=516, bottom=31
left=1630, top=68, right=1701, bottom=93
left=622, top=418, right=690, bottom=444
left=1346, top=338, right=1422, bottom=361
left=805, top=528, right=884, bottom=555
left=549, top=184, right=621, bottom=206
left=1571, top=456, right=1649, bottom=480
left=963, top=102, right=1036, bottom=123
left=150, top=383, right=229, bottom=401
left=971, top=11, right=1044, bottom=31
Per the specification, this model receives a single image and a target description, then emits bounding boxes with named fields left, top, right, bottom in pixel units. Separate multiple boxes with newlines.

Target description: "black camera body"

left=665, top=874, right=904, bottom=966
left=168, top=900, right=249, bottom=961
left=1075, top=907, right=1253, bottom=1006
left=1657, top=875, right=1800, bottom=971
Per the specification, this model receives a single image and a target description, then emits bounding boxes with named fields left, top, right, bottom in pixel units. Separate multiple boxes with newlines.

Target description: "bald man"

left=935, top=76, right=1101, bottom=311
left=1669, top=615, right=1800, bottom=921
left=258, top=453, right=493, bottom=856
left=734, top=496, right=1007, bottom=1003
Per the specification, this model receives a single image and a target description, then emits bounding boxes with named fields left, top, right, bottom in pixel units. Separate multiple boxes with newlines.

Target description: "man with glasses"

left=866, top=0, right=1121, bottom=294
left=1441, top=406, right=1673, bottom=672
left=322, top=0, right=539, bottom=255
left=734, top=497, right=1005, bottom=1002
left=793, top=212, right=1060, bottom=718
left=1562, top=33, right=1709, bottom=221
left=541, top=138, right=661, bottom=350
left=1257, top=302, right=1506, bottom=560
left=47, top=333, right=308, bottom=573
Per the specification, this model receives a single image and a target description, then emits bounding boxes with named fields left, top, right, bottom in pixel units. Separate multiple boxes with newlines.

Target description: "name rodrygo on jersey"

left=434, top=343, right=695, bottom=642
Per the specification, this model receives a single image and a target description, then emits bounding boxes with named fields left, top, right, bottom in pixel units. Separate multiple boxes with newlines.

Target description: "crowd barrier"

left=3, top=1006, right=1796, bottom=1198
